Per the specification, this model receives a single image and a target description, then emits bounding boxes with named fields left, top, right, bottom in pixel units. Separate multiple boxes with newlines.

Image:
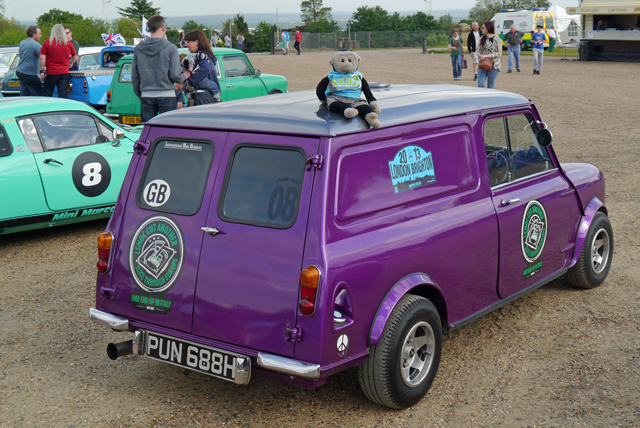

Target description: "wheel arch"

left=368, top=273, right=448, bottom=347
left=569, top=197, right=607, bottom=268
left=269, top=88, right=283, bottom=94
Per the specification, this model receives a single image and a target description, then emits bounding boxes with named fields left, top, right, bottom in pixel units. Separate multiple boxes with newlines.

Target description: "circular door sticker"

left=72, top=152, right=111, bottom=197
left=129, top=216, right=184, bottom=293
left=143, top=179, right=171, bottom=207
left=521, top=200, right=547, bottom=263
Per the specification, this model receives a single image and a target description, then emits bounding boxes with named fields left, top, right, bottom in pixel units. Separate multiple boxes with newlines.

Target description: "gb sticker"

left=143, top=179, right=171, bottom=207
left=72, top=152, right=111, bottom=197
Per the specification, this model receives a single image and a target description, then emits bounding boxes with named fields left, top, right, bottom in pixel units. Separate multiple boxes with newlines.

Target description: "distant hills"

left=168, top=10, right=471, bottom=30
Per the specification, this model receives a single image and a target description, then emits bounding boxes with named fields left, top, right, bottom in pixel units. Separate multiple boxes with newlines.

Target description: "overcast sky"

left=6, top=0, right=579, bottom=22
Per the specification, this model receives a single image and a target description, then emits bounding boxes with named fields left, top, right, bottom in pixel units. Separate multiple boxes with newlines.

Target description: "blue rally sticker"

left=388, top=145, right=436, bottom=193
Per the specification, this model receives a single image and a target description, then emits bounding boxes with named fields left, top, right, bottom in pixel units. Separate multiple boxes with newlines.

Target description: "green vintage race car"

left=105, top=48, right=288, bottom=125
left=0, top=97, right=141, bottom=234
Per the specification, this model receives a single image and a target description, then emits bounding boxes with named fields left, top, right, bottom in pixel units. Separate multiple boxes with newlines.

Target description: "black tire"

left=565, top=212, right=613, bottom=289
left=269, top=89, right=282, bottom=94
left=358, top=295, right=442, bottom=409
left=521, top=41, right=528, bottom=51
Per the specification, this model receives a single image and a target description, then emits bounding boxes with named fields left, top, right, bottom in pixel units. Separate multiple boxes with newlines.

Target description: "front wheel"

left=358, top=295, right=442, bottom=409
left=565, top=212, right=613, bottom=289
left=521, top=41, right=529, bottom=51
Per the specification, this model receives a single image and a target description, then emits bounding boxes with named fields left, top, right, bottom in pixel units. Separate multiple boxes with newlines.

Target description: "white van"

left=492, top=8, right=555, bottom=49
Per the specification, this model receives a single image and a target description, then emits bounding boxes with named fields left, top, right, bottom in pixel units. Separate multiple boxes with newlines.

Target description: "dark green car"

left=105, top=48, right=288, bottom=125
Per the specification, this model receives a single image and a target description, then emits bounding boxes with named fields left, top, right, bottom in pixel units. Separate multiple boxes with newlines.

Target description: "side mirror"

left=254, top=69, right=262, bottom=78
left=112, top=128, right=125, bottom=146
left=536, top=128, right=553, bottom=147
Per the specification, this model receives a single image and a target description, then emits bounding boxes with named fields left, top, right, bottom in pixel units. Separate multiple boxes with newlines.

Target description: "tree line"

left=0, top=0, right=551, bottom=51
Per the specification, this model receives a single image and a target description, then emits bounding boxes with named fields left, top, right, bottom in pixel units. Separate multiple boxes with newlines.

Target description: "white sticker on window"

left=144, top=179, right=171, bottom=207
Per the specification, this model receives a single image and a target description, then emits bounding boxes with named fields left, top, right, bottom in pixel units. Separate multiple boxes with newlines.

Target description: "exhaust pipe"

left=107, top=340, right=133, bottom=360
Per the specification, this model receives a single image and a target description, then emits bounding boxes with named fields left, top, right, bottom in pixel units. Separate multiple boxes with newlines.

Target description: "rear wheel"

left=565, top=212, right=613, bottom=289
left=521, top=41, right=528, bottom=51
left=358, top=295, right=442, bottom=409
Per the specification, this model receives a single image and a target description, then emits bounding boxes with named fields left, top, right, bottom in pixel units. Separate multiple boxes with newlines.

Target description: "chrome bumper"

left=89, top=308, right=129, bottom=331
left=102, top=113, right=119, bottom=119
left=257, top=353, right=320, bottom=379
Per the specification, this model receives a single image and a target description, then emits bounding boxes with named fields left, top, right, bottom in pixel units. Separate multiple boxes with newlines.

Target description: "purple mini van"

left=91, top=85, right=613, bottom=408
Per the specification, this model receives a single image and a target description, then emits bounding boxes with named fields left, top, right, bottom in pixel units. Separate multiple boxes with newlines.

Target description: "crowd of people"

left=451, top=20, right=556, bottom=88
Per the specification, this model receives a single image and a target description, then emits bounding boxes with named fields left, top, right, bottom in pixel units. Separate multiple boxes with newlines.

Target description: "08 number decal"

left=268, top=185, right=298, bottom=222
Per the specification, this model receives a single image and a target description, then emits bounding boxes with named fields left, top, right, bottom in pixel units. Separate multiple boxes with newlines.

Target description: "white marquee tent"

left=550, top=5, right=582, bottom=43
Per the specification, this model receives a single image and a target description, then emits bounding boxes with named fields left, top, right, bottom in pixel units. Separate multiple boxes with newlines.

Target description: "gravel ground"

left=1, top=49, right=639, bottom=427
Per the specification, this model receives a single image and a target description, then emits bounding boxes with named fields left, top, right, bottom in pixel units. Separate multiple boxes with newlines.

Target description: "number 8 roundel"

left=72, top=152, right=112, bottom=197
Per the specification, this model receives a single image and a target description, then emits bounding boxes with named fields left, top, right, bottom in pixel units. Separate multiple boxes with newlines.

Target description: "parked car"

left=90, top=84, right=613, bottom=409
left=1, top=46, right=134, bottom=108
left=0, top=47, right=18, bottom=82
left=105, top=47, right=287, bottom=125
left=0, top=97, right=141, bottom=235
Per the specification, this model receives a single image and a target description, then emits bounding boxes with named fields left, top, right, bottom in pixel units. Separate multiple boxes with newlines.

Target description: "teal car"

left=105, top=48, right=287, bottom=125
left=0, top=97, right=141, bottom=234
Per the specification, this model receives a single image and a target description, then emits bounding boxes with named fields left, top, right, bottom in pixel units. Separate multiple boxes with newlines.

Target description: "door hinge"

left=305, top=154, right=323, bottom=171
left=285, top=323, right=302, bottom=342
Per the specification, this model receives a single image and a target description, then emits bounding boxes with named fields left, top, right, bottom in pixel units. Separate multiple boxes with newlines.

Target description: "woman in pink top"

left=39, top=24, right=78, bottom=98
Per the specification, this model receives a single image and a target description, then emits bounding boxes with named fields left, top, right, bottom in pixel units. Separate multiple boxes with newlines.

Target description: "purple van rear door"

left=104, top=128, right=224, bottom=333
left=191, top=134, right=319, bottom=357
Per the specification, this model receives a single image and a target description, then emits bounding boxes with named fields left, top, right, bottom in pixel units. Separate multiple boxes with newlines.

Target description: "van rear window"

left=137, top=140, right=214, bottom=215
left=219, top=145, right=305, bottom=228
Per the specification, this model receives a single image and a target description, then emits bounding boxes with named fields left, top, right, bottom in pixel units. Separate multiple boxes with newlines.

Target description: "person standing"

left=531, top=25, right=545, bottom=75
left=280, top=29, right=287, bottom=54
left=39, top=24, right=78, bottom=98
left=64, top=27, right=80, bottom=71
left=504, top=25, right=523, bottom=73
left=179, top=31, right=187, bottom=48
left=211, top=31, right=220, bottom=48
left=448, top=29, right=463, bottom=81
left=477, top=21, right=502, bottom=89
left=131, top=15, right=185, bottom=122
left=548, top=25, right=556, bottom=53
left=467, top=21, right=481, bottom=81
left=224, top=33, right=231, bottom=48
left=16, top=26, right=44, bottom=96
left=183, top=30, right=221, bottom=105
left=294, top=27, right=302, bottom=55
left=237, top=32, right=244, bottom=51
left=284, top=29, right=290, bottom=55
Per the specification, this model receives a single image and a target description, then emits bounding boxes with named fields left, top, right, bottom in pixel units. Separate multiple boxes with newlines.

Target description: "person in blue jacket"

left=183, top=30, right=221, bottom=105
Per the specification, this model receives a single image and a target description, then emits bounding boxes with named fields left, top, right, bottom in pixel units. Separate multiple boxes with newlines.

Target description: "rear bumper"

left=89, top=308, right=321, bottom=379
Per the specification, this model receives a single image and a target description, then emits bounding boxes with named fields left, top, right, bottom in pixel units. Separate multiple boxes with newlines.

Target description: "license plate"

left=8, top=81, right=19, bottom=87
left=144, top=331, right=250, bottom=383
left=121, top=115, right=142, bottom=125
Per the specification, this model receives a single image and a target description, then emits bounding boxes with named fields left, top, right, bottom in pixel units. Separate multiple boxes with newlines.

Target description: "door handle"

left=43, top=158, right=63, bottom=166
left=500, top=197, right=520, bottom=206
left=226, top=84, right=234, bottom=88
left=201, top=227, right=220, bottom=236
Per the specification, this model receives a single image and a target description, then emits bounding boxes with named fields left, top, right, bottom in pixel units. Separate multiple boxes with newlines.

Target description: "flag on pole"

left=101, top=33, right=126, bottom=46
left=141, top=16, right=151, bottom=38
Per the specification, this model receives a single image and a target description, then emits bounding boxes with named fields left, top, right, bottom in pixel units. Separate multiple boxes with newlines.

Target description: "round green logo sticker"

left=521, top=200, right=547, bottom=263
left=129, top=216, right=184, bottom=293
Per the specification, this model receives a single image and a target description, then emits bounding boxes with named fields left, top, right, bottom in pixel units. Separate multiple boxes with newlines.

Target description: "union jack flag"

left=101, top=33, right=126, bottom=47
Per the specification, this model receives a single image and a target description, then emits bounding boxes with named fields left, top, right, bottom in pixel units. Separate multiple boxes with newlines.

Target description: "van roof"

left=148, top=84, right=530, bottom=137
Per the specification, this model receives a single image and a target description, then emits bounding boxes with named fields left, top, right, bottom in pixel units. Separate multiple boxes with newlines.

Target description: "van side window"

left=484, top=113, right=552, bottom=187
left=484, top=117, right=509, bottom=187
left=220, top=146, right=304, bottom=228
left=503, top=20, right=514, bottom=29
left=137, top=140, right=214, bottom=215
left=0, top=126, right=12, bottom=157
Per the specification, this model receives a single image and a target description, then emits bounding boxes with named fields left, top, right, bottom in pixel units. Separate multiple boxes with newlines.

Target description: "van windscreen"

left=137, top=140, right=214, bottom=215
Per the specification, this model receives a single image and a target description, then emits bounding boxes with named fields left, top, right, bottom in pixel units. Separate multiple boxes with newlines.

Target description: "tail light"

left=97, top=232, right=114, bottom=274
left=299, top=266, right=320, bottom=316
left=107, top=90, right=111, bottom=102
